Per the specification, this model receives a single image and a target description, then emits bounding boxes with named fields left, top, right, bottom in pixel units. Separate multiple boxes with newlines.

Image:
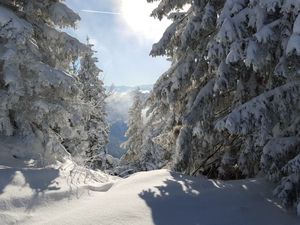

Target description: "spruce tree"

left=120, top=88, right=144, bottom=165
left=122, top=0, right=300, bottom=211
left=212, top=0, right=300, bottom=208
left=0, top=0, right=108, bottom=167
left=78, top=40, right=109, bottom=169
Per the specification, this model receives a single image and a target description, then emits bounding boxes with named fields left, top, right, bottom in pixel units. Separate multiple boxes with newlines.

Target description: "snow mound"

left=1, top=169, right=298, bottom=225
left=0, top=157, right=118, bottom=225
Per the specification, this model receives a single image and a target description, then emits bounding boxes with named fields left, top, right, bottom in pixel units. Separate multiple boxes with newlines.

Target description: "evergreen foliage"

left=122, top=0, right=300, bottom=211
left=120, top=88, right=144, bottom=165
left=0, top=0, right=108, bottom=167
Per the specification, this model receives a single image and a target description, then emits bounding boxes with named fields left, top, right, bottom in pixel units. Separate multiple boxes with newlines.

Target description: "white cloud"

left=117, top=0, right=171, bottom=43
left=106, top=92, right=134, bottom=123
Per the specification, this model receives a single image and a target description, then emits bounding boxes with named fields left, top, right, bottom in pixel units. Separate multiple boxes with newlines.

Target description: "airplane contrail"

left=81, top=9, right=121, bottom=15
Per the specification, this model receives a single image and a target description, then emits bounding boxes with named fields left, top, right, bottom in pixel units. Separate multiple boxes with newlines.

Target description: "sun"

left=118, top=0, right=171, bottom=42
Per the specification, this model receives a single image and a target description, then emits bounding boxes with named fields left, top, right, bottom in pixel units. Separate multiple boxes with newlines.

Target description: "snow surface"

left=0, top=168, right=299, bottom=225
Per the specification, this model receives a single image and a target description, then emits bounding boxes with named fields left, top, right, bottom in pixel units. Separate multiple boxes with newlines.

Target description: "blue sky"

left=65, top=0, right=171, bottom=86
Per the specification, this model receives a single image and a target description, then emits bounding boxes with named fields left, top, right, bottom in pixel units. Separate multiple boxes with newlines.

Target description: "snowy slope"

left=1, top=169, right=298, bottom=225
left=0, top=155, right=117, bottom=225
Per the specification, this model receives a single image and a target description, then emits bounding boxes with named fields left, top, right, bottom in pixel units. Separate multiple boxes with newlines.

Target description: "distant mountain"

left=105, top=84, right=152, bottom=124
left=106, top=121, right=128, bottom=158
left=106, top=92, right=134, bottom=123
left=105, top=85, right=152, bottom=158
left=105, top=84, right=153, bottom=93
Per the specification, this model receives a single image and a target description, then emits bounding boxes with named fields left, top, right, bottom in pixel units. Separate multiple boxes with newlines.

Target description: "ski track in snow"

left=0, top=169, right=299, bottom=225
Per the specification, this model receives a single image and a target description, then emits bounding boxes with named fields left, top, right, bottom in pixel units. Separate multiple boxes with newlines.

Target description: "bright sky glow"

left=119, top=0, right=171, bottom=42
left=66, top=0, right=171, bottom=86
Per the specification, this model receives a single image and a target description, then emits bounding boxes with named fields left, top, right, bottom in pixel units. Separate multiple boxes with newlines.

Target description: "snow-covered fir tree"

left=0, top=0, right=108, bottom=167
left=213, top=0, right=300, bottom=209
left=78, top=40, right=109, bottom=169
left=121, top=0, right=300, bottom=211
left=120, top=88, right=144, bottom=166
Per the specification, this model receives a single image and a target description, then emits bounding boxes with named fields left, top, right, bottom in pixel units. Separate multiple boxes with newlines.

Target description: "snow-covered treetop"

left=147, top=0, right=191, bottom=20
left=11, top=0, right=80, bottom=28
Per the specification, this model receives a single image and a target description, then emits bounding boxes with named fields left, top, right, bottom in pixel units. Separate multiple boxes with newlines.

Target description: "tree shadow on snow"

left=0, top=167, right=61, bottom=211
left=138, top=172, right=297, bottom=225
left=0, top=167, right=60, bottom=195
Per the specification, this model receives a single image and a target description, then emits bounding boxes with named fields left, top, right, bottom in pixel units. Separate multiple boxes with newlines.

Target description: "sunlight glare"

left=119, top=0, right=171, bottom=42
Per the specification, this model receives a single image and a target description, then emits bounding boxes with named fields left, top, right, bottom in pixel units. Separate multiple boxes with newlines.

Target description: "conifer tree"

left=122, top=0, right=300, bottom=210
left=0, top=0, right=108, bottom=167
left=212, top=0, right=300, bottom=208
left=78, top=40, right=109, bottom=169
left=120, top=88, right=144, bottom=165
